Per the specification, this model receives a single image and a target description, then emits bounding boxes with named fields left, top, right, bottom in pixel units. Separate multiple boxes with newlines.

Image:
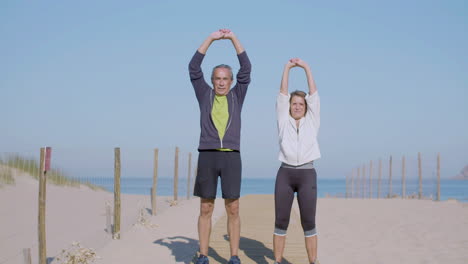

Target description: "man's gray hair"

left=211, top=64, right=234, bottom=80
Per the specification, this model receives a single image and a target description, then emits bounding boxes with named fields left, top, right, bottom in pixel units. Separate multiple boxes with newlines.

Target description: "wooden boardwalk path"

left=195, top=194, right=311, bottom=264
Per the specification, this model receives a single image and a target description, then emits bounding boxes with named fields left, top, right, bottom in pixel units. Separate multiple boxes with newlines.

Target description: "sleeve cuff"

left=195, top=50, right=206, bottom=58
left=306, top=91, right=318, bottom=102
left=237, top=51, right=249, bottom=64
left=277, top=92, right=290, bottom=107
left=306, top=91, right=318, bottom=98
left=278, top=92, right=290, bottom=100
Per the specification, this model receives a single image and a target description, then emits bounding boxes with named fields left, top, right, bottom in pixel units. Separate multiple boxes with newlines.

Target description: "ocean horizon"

left=84, top=177, right=468, bottom=202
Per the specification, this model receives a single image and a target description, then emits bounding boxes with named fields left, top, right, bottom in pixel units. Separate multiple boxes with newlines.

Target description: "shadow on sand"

left=154, top=236, right=227, bottom=264
left=223, top=234, right=292, bottom=264
left=154, top=234, right=292, bottom=263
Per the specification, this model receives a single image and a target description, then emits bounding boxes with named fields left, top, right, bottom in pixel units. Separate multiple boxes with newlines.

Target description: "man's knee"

left=225, top=199, right=239, bottom=217
left=200, top=199, right=215, bottom=217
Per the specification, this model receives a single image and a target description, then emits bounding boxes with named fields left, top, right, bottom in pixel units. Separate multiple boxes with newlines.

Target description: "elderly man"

left=189, top=29, right=251, bottom=264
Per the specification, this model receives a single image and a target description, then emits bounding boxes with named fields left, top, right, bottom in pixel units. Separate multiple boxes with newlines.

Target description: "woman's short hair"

left=289, top=90, right=308, bottom=116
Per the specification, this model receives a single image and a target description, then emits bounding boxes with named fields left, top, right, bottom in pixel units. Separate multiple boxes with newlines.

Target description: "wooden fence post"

left=106, top=202, right=112, bottom=234
left=23, top=248, right=31, bottom=264
left=378, top=159, right=382, bottom=199
left=357, top=167, right=361, bottom=198
left=418, top=152, right=422, bottom=199
left=113, top=147, right=121, bottom=239
left=187, top=152, right=192, bottom=200
left=362, top=164, right=366, bottom=199
left=152, top=148, right=159, bottom=215
left=437, top=153, right=441, bottom=201
left=369, top=160, right=373, bottom=199
left=388, top=156, right=393, bottom=198
left=345, top=175, right=349, bottom=198
left=174, top=147, right=179, bottom=201
left=402, top=156, right=406, bottom=199
left=38, top=147, right=46, bottom=264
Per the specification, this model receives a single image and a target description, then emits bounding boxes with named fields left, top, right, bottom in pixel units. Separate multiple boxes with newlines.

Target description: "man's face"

left=290, top=95, right=306, bottom=120
left=212, top=68, right=233, bottom=96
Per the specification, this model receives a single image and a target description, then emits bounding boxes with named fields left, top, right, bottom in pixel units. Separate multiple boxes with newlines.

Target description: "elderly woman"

left=273, top=58, right=321, bottom=264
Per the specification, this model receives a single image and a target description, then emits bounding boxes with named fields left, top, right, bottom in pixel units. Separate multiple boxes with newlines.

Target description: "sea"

left=84, top=177, right=468, bottom=202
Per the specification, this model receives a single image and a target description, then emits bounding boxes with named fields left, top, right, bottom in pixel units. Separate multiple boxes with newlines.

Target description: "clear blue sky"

left=2, top=0, right=467, bottom=180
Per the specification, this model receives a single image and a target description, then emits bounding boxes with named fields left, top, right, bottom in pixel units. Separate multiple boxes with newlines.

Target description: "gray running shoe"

left=195, top=255, right=209, bottom=264
left=228, top=255, right=241, bottom=264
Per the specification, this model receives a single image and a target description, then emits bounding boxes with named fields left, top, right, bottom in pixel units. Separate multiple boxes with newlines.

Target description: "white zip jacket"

left=276, top=91, right=321, bottom=166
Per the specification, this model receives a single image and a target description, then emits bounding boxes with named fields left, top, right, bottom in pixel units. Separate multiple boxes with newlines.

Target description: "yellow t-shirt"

left=211, top=95, right=233, bottom=151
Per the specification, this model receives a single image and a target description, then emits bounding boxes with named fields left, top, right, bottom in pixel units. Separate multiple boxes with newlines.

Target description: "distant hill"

left=453, top=165, right=468, bottom=180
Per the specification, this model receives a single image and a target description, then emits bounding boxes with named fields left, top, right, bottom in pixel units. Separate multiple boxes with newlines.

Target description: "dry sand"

left=2, top=173, right=468, bottom=264
left=311, top=198, right=468, bottom=264
left=95, top=197, right=225, bottom=264
left=0, top=173, right=197, bottom=264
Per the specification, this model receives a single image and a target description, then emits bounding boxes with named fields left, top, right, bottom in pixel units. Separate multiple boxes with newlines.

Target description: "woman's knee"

left=301, top=219, right=316, bottom=234
left=275, top=216, right=290, bottom=231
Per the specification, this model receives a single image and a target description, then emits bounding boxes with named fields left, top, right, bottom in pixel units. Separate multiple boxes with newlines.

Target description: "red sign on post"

left=45, top=147, right=52, bottom=172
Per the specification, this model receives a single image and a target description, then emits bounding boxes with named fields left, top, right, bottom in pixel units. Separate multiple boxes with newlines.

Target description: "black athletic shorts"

left=193, top=150, right=242, bottom=199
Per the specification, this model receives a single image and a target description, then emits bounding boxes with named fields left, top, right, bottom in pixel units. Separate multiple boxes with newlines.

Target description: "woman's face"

left=290, top=95, right=306, bottom=120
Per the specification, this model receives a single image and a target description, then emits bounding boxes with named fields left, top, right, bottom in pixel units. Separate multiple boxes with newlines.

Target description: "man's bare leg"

left=198, top=198, right=215, bottom=256
left=225, top=198, right=240, bottom=257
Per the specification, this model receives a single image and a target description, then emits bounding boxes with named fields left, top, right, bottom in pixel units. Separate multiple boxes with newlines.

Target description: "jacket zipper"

left=221, top=95, right=234, bottom=149
left=297, top=126, right=300, bottom=165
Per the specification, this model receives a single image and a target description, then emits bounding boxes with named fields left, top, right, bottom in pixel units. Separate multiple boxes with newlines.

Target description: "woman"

left=273, top=58, right=321, bottom=264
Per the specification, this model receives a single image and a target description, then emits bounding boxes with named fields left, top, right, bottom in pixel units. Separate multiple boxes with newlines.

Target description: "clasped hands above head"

left=286, top=57, right=310, bottom=69
left=210, top=28, right=235, bottom=40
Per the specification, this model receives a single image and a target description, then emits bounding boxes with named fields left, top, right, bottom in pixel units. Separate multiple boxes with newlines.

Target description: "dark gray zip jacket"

left=189, top=50, right=251, bottom=151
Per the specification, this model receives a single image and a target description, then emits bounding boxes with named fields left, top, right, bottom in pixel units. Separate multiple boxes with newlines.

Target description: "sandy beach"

left=1, top=173, right=468, bottom=264
left=0, top=172, right=208, bottom=264
left=315, top=198, right=468, bottom=264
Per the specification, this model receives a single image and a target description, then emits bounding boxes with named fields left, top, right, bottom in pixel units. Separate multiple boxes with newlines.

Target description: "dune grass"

left=0, top=166, right=15, bottom=185
left=0, top=154, right=104, bottom=191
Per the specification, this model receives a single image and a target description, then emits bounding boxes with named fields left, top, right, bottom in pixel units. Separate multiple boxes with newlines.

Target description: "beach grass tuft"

left=0, top=166, right=15, bottom=186
left=0, top=154, right=104, bottom=190
left=55, top=242, right=99, bottom=264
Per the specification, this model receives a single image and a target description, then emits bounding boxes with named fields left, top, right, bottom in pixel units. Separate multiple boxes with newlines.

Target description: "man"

left=189, top=29, right=251, bottom=264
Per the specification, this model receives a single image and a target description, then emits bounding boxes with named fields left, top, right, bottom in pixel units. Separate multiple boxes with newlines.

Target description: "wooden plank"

left=202, top=195, right=311, bottom=264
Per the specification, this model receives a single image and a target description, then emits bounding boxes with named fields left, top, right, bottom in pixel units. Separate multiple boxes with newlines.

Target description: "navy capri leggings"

left=274, top=166, right=317, bottom=237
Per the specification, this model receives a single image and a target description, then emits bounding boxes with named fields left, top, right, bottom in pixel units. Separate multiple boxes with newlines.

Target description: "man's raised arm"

left=223, top=29, right=251, bottom=101
left=197, top=30, right=226, bottom=54
left=189, top=30, right=225, bottom=101
left=222, top=29, right=245, bottom=55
